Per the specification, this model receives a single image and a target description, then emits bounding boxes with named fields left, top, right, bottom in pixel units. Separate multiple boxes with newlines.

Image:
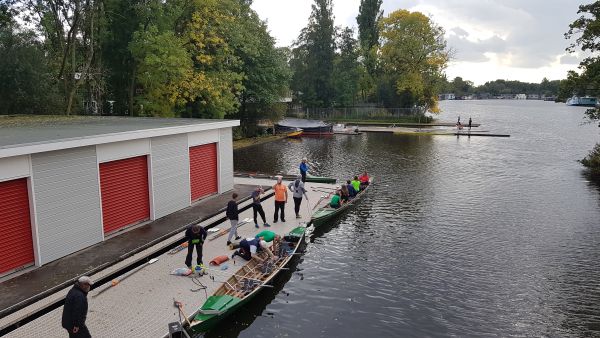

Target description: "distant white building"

left=515, top=94, right=527, bottom=100
left=439, top=93, right=455, bottom=100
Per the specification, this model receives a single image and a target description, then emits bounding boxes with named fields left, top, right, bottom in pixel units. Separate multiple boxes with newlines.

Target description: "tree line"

left=0, top=0, right=452, bottom=122
left=442, top=77, right=562, bottom=99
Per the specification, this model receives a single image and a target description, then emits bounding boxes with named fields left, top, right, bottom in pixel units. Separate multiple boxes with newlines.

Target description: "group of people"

left=456, top=116, right=473, bottom=131
left=329, top=171, right=370, bottom=208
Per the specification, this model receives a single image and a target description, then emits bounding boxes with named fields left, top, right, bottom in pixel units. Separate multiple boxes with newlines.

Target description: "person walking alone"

left=299, top=158, right=309, bottom=183
left=273, top=176, right=288, bottom=223
left=185, top=223, right=207, bottom=268
left=62, top=276, right=93, bottom=338
left=251, top=186, right=269, bottom=228
left=288, top=175, right=308, bottom=219
left=468, top=117, right=472, bottom=131
left=226, top=193, right=242, bottom=246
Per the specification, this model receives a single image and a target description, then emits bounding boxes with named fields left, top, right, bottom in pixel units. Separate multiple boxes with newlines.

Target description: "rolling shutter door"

left=189, top=143, right=218, bottom=201
left=99, top=156, right=150, bottom=234
left=0, top=178, right=34, bottom=274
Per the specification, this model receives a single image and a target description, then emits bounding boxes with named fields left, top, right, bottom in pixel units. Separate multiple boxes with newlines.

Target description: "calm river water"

left=212, top=100, right=600, bottom=337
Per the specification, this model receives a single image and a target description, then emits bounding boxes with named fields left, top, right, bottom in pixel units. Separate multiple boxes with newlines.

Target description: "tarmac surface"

left=3, top=177, right=335, bottom=337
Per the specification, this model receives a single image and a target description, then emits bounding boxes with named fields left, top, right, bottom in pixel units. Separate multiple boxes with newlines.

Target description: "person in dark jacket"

left=62, top=276, right=93, bottom=338
left=226, top=192, right=241, bottom=246
left=185, top=223, right=208, bottom=268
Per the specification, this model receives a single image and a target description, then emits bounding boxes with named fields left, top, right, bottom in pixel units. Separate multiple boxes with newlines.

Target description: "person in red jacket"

left=359, top=171, right=370, bottom=189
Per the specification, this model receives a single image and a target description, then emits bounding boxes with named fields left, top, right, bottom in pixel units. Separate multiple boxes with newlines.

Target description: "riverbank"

left=233, top=134, right=286, bottom=150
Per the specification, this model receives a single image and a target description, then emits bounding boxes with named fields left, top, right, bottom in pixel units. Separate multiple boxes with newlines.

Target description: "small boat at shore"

left=187, top=226, right=306, bottom=334
left=286, top=129, right=303, bottom=138
left=311, top=178, right=373, bottom=227
left=566, top=96, right=598, bottom=107
left=276, top=118, right=333, bottom=136
left=234, top=171, right=337, bottom=184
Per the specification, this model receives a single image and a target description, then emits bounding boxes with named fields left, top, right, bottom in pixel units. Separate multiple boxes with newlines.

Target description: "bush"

left=580, top=143, right=600, bottom=175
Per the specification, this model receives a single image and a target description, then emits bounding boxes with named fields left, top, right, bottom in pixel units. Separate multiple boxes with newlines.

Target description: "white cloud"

left=251, top=0, right=584, bottom=84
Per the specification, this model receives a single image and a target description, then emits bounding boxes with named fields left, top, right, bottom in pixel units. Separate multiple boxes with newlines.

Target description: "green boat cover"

left=312, top=208, right=336, bottom=219
left=284, top=226, right=305, bottom=242
left=194, top=295, right=241, bottom=321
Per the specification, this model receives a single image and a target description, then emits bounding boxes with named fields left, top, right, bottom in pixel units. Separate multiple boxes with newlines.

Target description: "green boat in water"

left=187, top=226, right=306, bottom=334
left=311, top=178, right=373, bottom=227
left=234, top=171, right=337, bottom=184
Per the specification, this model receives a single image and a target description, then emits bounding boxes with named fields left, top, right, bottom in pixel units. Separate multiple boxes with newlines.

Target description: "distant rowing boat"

left=311, top=178, right=373, bottom=227
left=286, top=130, right=303, bottom=138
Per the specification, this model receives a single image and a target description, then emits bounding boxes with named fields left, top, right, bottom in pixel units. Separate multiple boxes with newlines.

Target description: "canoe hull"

left=311, top=179, right=373, bottom=227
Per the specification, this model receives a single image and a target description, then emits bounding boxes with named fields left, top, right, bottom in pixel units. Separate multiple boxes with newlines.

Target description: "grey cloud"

left=560, top=54, right=580, bottom=65
left=382, top=0, right=581, bottom=69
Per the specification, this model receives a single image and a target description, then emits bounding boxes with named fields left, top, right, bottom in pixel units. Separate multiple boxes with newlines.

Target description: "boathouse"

left=0, top=117, right=239, bottom=277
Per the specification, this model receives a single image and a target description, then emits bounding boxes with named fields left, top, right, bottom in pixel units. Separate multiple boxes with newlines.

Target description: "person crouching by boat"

left=359, top=171, right=370, bottom=189
left=226, top=193, right=242, bottom=246
left=330, top=190, right=343, bottom=209
left=347, top=180, right=357, bottom=198
left=255, top=230, right=280, bottom=243
left=299, top=158, right=309, bottom=183
left=351, top=176, right=361, bottom=194
left=273, top=176, right=288, bottom=223
left=232, top=236, right=276, bottom=262
left=340, top=184, right=350, bottom=203
left=185, top=224, right=208, bottom=268
left=288, top=175, right=308, bottom=219
left=252, top=186, right=269, bottom=228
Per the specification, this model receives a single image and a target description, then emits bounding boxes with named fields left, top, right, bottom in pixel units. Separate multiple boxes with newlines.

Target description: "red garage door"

left=189, top=143, right=218, bottom=201
left=0, top=178, right=34, bottom=275
left=100, top=156, right=150, bottom=234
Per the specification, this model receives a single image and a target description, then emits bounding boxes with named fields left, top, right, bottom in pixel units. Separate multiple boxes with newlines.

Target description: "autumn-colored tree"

left=379, top=10, right=449, bottom=112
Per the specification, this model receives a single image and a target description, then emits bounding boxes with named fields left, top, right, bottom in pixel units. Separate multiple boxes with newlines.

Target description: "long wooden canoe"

left=311, top=178, right=373, bottom=227
left=187, top=226, right=306, bottom=334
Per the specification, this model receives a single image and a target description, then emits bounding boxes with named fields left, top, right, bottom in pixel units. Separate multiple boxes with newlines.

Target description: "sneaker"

left=226, top=241, right=231, bottom=246
left=282, top=219, right=286, bottom=222
left=231, top=253, right=235, bottom=259
left=273, top=220, right=278, bottom=223
left=264, top=223, right=271, bottom=227
left=255, top=224, right=259, bottom=228
left=296, top=215, right=301, bottom=219
left=235, top=236, right=241, bottom=240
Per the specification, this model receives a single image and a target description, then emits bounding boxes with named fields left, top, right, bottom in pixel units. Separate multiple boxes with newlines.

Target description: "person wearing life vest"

left=273, top=176, right=288, bottom=223
left=359, top=171, right=370, bottom=188
left=185, top=223, right=208, bottom=268
left=299, top=158, right=309, bottom=183
left=288, top=175, right=308, bottom=219
left=351, top=176, right=361, bottom=193
left=232, top=236, right=276, bottom=261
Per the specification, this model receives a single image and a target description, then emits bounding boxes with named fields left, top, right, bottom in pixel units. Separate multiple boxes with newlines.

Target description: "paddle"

left=92, top=258, right=159, bottom=298
left=209, top=218, right=252, bottom=241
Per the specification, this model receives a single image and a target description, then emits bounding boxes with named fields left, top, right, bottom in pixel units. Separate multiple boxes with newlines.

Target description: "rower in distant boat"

left=231, top=236, right=276, bottom=262
left=359, top=171, right=370, bottom=188
left=346, top=180, right=357, bottom=198
left=351, top=176, right=361, bottom=193
left=330, top=190, right=343, bottom=209
left=340, top=185, right=350, bottom=203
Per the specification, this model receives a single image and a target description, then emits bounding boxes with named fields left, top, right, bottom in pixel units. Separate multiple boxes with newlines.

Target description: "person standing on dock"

left=299, top=158, right=309, bottom=182
left=288, top=175, right=308, bottom=219
left=273, top=176, right=288, bottom=223
left=251, top=186, right=269, bottom=228
left=226, top=193, right=242, bottom=246
left=185, top=223, right=207, bottom=268
left=62, top=276, right=93, bottom=338
left=468, top=117, right=472, bottom=131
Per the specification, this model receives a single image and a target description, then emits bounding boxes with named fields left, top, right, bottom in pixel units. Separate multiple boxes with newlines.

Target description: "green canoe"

left=311, top=178, right=374, bottom=227
left=187, top=226, right=306, bottom=334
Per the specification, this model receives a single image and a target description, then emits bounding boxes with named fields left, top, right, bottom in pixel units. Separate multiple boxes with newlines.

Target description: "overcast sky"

left=251, top=0, right=584, bottom=85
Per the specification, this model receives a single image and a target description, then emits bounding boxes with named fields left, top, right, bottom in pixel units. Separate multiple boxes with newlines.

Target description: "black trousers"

left=301, top=171, right=306, bottom=182
left=274, top=201, right=286, bottom=222
left=253, top=204, right=266, bottom=224
left=233, top=239, right=252, bottom=260
left=293, top=197, right=302, bottom=215
left=185, top=241, right=203, bottom=267
left=67, top=325, right=91, bottom=338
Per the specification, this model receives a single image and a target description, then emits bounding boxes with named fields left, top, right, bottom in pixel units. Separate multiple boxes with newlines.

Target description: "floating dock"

left=3, top=178, right=335, bottom=338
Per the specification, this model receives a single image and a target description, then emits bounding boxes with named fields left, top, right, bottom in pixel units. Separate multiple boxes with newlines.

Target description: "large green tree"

left=356, top=0, right=382, bottom=101
left=291, top=0, right=336, bottom=107
left=333, top=27, right=360, bottom=106
left=378, top=9, right=449, bottom=112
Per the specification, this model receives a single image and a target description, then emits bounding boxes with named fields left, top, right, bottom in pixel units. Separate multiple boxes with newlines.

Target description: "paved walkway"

left=0, top=184, right=263, bottom=319
left=4, top=178, right=335, bottom=337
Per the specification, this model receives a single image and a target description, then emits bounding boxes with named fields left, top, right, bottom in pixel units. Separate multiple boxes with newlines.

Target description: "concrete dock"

left=3, top=177, right=336, bottom=337
left=357, top=126, right=510, bottom=137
